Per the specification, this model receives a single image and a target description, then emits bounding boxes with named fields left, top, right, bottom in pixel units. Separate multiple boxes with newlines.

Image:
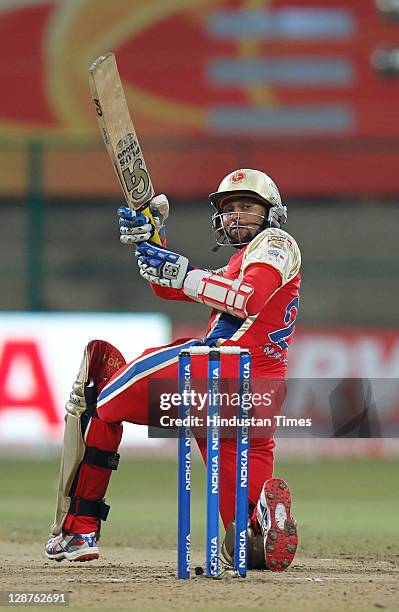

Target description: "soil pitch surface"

left=0, top=542, right=398, bottom=611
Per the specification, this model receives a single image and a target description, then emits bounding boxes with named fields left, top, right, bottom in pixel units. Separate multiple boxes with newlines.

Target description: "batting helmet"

left=209, top=169, right=287, bottom=247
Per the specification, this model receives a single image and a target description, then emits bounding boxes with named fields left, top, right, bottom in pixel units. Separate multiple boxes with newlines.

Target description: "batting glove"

left=118, top=194, right=169, bottom=245
left=136, top=242, right=192, bottom=289
left=118, top=207, right=154, bottom=244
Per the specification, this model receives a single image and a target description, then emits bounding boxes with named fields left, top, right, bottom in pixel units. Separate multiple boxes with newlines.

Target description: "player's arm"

left=118, top=198, right=197, bottom=303
left=118, top=194, right=189, bottom=301
left=118, top=194, right=230, bottom=304
left=180, top=228, right=300, bottom=317
left=150, top=267, right=229, bottom=302
left=135, top=242, right=198, bottom=303
left=135, top=240, right=281, bottom=314
left=181, top=262, right=281, bottom=317
left=134, top=232, right=298, bottom=315
left=147, top=265, right=230, bottom=305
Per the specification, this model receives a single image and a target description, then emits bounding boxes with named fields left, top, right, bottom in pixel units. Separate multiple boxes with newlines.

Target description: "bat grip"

left=141, top=205, right=163, bottom=246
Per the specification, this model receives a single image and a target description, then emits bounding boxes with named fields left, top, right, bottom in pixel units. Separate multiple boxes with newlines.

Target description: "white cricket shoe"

left=45, top=531, right=99, bottom=562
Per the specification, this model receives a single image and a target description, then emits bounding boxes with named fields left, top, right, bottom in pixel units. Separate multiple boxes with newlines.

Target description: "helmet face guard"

left=211, top=209, right=267, bottom=247
left=211, top=204, right=287, bottom=247
left=209, top=169, right=287, bottom=248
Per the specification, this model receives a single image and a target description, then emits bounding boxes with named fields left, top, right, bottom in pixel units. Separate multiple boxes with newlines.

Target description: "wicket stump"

left=177, top=346, right=252, bottom=579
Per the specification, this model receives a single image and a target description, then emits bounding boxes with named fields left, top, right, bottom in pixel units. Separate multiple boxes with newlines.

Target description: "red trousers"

left=64, top=339, right=275, bottom=534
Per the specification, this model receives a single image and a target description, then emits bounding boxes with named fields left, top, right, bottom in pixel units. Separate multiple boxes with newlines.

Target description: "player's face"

left=220, top=197, right=266, bottom=242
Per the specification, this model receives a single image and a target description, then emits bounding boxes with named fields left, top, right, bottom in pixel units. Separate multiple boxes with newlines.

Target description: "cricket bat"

left=89, top=52, right=162, bottom=245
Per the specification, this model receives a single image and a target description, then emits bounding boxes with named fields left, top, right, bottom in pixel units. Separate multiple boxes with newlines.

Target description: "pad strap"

left=183, top=269, right=254, bottom=318
left=84, top=383, right=99, bottom=416
left=69, top=496, right=110, bottom=521
left=84, top=447, right=120, bottom=470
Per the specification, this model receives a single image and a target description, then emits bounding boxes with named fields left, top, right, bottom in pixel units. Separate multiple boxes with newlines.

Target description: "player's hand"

left=136, top=242, right=192, bottom=289
left=118, top=206, right=154, bottom=244
left=118, top=195, right=169, bottom=245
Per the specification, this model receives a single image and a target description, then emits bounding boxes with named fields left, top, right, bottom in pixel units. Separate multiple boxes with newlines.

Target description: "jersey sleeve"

left=150, top=282, right=194, bottom=303
left=150, top=266, right=227, bottom=304
left=241, top=228, right=301, bottom=285
left=243, top=264, right=281, bottom=315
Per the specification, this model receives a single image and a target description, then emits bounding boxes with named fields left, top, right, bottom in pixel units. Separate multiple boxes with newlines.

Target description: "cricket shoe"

left=256, top=478, right=298, bottom=571
left=45, top=531, right=99, bottom=562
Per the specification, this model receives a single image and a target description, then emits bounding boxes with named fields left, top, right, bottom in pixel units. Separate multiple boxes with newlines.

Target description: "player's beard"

left=212, top=210, right=266, bottom=247
left=225, top=220, right=260, bottom=243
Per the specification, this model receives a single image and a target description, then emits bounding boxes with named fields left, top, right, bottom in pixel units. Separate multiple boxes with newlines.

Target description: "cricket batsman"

left=45, top=168, right=300, bottom=572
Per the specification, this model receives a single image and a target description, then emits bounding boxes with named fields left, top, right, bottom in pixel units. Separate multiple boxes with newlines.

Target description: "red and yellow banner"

left=1, top=0, right=399, bottom=195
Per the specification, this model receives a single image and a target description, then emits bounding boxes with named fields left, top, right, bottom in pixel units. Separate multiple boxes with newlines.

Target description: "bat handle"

left=141, top=205, right=163, bottom=246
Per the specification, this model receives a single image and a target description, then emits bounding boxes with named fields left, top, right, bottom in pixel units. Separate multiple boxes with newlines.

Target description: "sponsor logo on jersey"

left=268, top=248, right=287, bottom=265
left=269, top=234, right=293, bottom=248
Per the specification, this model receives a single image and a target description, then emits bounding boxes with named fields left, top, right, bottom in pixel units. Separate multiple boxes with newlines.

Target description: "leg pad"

left=50, top=340, right=125, bottom=536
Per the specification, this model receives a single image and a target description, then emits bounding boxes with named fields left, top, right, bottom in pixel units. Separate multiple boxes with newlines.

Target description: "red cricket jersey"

left=151, top=228, right=301, bottom=376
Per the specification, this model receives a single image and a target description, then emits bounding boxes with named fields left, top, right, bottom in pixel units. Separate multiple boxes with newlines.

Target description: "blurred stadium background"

left=0, top=0, right=399, bottom=453
left=1, top=0, right=399, bottom=458
left=1, top=6, right=399, bottom=609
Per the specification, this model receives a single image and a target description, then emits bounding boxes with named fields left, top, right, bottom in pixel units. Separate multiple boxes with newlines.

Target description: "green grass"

left=274, top=458, right=398, bottom=558
left=0, top=456, right=397, bottom=559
